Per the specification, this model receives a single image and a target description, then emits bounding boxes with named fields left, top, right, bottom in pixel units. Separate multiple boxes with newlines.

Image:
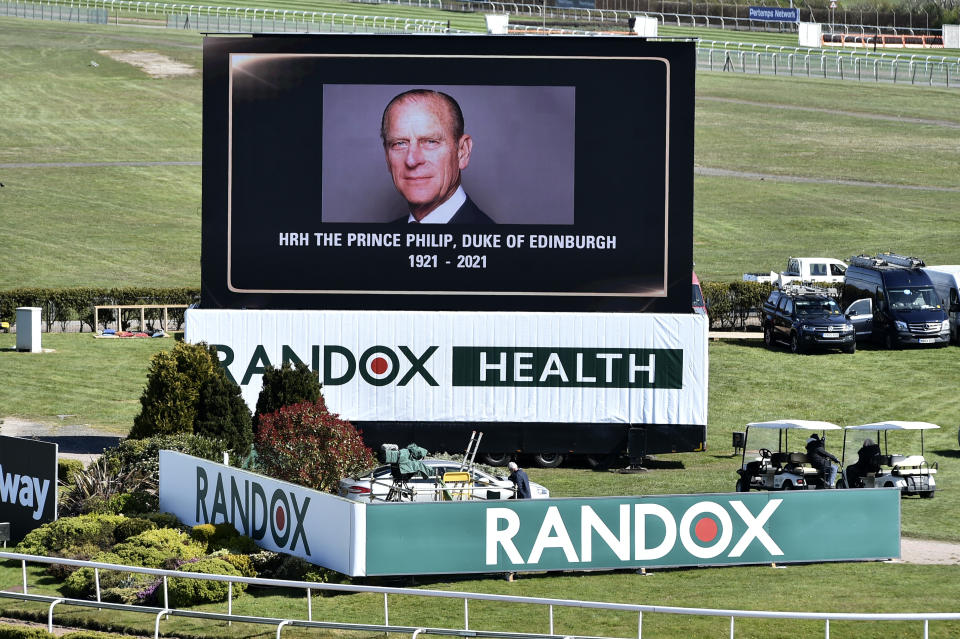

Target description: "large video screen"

left=201, top=35, right=695, bottom=312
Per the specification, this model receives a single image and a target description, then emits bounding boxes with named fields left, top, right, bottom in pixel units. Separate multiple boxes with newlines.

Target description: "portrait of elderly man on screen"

left=381, top=89, right=495, bottom=225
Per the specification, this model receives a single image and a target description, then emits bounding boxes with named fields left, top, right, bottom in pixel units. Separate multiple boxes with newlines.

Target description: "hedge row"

left=1, top=282, right=841, bottom=332
left=0, top=287, right=199, bottom=332
left=702, top=280, right=842, bottom=330
left=0, top=623, right=138, bottom=639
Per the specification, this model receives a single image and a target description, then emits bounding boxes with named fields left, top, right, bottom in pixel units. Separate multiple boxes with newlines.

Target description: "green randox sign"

left=364, top=490, right=900, bottom=575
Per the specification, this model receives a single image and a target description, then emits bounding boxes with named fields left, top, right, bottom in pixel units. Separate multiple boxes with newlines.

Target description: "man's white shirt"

left=405, top=185, right=466, bottom=224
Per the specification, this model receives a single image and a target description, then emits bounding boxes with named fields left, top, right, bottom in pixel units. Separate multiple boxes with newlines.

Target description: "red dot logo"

left=275, top=505, right=286, bottom=531
left=370, top=357, right=389, bottom=376
left=694, top=517, right=718, bottom=543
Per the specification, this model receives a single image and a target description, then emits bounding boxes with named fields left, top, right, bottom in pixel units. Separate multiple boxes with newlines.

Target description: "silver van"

left=923, top=265, right=960, bottom=345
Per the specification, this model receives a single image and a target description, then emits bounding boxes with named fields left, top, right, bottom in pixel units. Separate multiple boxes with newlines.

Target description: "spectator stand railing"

left=2, top=551, right=960, bottom=639
left=696, top=38, right=959, bottom=87
left=5, top=0, right=457, bottom=31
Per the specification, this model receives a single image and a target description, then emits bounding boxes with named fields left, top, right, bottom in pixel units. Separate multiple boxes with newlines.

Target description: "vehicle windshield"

left=692, top=283, right=705, bottom=307
left=888, top=287, right=940, bottom=310
left=795, top=298, right=841, bottom=316
left=844, top=430, right=924, bottom=464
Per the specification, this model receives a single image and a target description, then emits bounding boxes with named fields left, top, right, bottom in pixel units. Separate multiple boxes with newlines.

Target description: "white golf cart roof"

left=746, top=420, right=841, bottom=431
left=845, top=421, right=940, bottom=431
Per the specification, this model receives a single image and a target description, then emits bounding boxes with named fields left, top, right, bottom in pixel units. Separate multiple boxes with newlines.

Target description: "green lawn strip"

left=0, top=333, right=172, bottom=431
left=696, top=78, right=960, bottom=188
left=693, top=177, right=960, bottom=281
left=0, top=22, right=201, bottom=164
left=0, top=166, right=202, bottom=289
left=697, top=72, right=960, bottom=125
left=4, top=561, right=960, bottom=638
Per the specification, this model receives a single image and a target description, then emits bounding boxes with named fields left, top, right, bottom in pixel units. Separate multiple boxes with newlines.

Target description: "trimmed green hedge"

left=0, top=287, right=199, bottom=332
left=701, top=280, right=841, bottom=330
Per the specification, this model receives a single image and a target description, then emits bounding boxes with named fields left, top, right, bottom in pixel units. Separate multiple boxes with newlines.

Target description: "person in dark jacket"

left=846, top=438, right=882, bottom=488
left=806, top=434, right=841, bottom=488
left=508, top=461, right=532, bottom=499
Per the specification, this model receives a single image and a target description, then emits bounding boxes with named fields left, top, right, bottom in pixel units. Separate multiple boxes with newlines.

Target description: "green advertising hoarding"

left=364, top=490, right=900, bottom=575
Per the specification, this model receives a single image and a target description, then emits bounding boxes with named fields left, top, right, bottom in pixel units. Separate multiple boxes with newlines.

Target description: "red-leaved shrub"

left=253, top=398, right=374, bottom=493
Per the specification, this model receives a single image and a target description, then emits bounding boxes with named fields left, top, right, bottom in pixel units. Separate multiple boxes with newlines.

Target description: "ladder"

left=460, top=430, right=483, bottom=473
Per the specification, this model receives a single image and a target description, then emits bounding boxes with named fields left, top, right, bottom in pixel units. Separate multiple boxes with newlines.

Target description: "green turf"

left=2, top=16, right=960, bottom=631
left=3, top=560, right=960, bottom=638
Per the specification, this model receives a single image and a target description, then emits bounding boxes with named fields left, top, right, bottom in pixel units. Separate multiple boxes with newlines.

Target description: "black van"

left=842, top=253, right=950, bottom=348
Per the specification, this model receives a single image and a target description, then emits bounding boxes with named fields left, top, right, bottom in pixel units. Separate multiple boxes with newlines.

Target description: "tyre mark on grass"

left=696, top=166, right=960, bottom=192
left=699, top=96, right=960, bottom=129
left=0, top=161, right=200, bottom=168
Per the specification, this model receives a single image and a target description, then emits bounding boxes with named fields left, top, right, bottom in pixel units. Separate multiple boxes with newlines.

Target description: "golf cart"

left=839, top=421, right=939, bottom=498
left=736, top=420, right=842, bottom=491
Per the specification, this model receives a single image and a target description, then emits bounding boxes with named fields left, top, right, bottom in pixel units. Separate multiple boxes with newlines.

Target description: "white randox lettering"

left=527, top=506, right=578, bottom=564
left=634, top=503, right=678, bottom=560
left=486, top=508, right=524, bottom=565
left=728, top=500, right=784, bottom=556
left=484, top=499, right=784, bottom=567
left=0, top=463, right=51, bottom=520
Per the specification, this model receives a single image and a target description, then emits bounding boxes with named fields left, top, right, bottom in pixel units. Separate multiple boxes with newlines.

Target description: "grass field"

left=2, top=13, right=960, bottom=633
left=2, top=18, right=958, bottom=287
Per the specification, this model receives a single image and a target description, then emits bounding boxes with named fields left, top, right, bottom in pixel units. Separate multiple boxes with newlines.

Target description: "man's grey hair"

left=508, top=461, right=518, bottom=471
left=380, top=89, right=465, bottom=145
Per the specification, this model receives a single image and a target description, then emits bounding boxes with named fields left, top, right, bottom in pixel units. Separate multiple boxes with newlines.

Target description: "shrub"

left=130, top=341, right=218, bottom=438
left=167, top=557, right=246, bottom=607
left=112, top=528, right=206, bottom=569
left=58, top=458, right=85, bottom=485
left=253, top=362, right=321, bottom=436
left=129, top=341, right=253, bottom=455
left=220, top=553, right=257, bottom=578
left=58, top=456, right=156, bottom=517
left=16, top=514, right=126, bottom=556
left=114, top=517, right=157, bottom=541
left=0, top=624, right=54, bottom=639
left=62, top=552, right=154, bottom=601
left=101, top=434, right=230, bottom=487
left=195, top=372, right=253, bottom=457
left=254, top=398, right=374, bottom=493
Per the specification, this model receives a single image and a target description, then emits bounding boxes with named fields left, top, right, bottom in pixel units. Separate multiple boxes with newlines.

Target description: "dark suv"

left=762, top=286, right=856, bottom=354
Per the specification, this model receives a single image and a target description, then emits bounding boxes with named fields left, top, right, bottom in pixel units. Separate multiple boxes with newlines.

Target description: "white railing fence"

left=2, top=551, right=960, bottom=639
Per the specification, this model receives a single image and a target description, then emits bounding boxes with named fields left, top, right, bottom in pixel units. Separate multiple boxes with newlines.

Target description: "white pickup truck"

left=744, top=257, right=847, bottom=287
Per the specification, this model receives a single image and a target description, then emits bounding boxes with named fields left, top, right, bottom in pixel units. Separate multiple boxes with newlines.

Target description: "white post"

left=15, top=307, right=42, bottom=352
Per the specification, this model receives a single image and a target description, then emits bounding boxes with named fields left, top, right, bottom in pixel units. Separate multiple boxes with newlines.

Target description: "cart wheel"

left=836, top=478, right=847, bottom=489
left=735, top=478, right=749, bottom=492
left=782, top=481, right=794, bottom=490
left=920, top=491, right=935, bottom=499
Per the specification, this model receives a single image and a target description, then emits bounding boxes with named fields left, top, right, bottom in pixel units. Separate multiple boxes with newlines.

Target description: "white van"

left=923, top=265, right=960, bottom=344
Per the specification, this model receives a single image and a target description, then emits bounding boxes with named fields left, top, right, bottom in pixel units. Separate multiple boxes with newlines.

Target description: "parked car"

left=761, top=285, right=855, bottom=354
left=744, top=257, right=847, bottom=287
left=692, top=270, right=707, bottom=316
left=839, top=421, right=938, bottom=498
left=339, top=459, right=550, bottom=502
left=736, top=419, right=842, bottom=491
left=922, top=265, right=960, bottom=344
left=842, top=253, right=950, bottom=348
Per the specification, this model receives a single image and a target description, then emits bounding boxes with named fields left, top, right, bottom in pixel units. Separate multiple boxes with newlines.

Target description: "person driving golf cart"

left=805, top=433, right=840, bottom=488
left=844, top=438, right=882, bottom=488
left=736, top=420, right=842, bottom=491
